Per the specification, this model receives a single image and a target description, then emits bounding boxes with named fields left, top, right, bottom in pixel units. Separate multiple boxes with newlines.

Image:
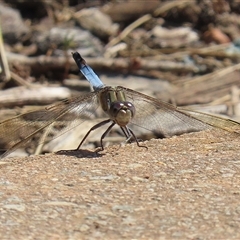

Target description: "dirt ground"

left=0, top=129, right=240, bottom=239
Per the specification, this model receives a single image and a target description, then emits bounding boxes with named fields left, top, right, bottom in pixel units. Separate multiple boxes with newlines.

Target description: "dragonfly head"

left=109, top=101, right=135, bottom=126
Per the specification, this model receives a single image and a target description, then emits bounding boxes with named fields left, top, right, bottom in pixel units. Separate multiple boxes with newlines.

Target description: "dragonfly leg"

left=120, top=126, right=132, bottom=142
left=76, top=119, right=111, bottom=150
left=122, top=126, right=148, bottom=149
left=99, top=122, right=116, bottom=150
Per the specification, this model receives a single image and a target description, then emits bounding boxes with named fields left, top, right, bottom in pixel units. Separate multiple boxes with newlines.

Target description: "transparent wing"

left=0, top=91, right=100, bottom=158
left=178, top=108, right=240, bottom=134
left=122, top=86, right=228, bottom=137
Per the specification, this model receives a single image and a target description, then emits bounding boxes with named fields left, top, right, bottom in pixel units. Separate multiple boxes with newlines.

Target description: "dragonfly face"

left=98, top=87, right=136, bottom=126
left=109, top=101, right=135, bottom=127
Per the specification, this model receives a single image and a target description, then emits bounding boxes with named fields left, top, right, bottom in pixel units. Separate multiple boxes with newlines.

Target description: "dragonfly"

left=0, top=52, right=240, bottom=159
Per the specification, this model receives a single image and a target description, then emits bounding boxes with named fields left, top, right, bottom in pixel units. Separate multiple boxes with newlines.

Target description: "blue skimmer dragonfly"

left=0, top=52, right=240, bottom=158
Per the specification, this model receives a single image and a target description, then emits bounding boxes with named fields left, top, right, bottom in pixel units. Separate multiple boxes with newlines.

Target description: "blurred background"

left=0, top=0, right=240, bottom=157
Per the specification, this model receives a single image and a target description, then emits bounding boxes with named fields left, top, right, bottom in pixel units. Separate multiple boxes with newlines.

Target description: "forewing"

left=0, top=91, right=99, bottom=158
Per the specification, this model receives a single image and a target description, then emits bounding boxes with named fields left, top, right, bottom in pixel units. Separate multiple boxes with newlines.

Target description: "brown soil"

left=0, top=129, right=240, bottom=239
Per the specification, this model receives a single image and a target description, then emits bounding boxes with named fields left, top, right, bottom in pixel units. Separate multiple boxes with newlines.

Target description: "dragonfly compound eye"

left=110, top=102, right=135, bottom=117
left=123, top=101, right=135, bottom=117
left=110, top=102, right=123, bottom=115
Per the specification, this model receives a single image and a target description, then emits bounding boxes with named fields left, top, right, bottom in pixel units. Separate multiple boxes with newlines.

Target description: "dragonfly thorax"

left=109, top=101, right=135, bottom=126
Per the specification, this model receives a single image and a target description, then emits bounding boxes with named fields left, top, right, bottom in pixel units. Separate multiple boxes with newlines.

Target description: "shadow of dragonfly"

left=0, top=52, right=240, bottom=158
